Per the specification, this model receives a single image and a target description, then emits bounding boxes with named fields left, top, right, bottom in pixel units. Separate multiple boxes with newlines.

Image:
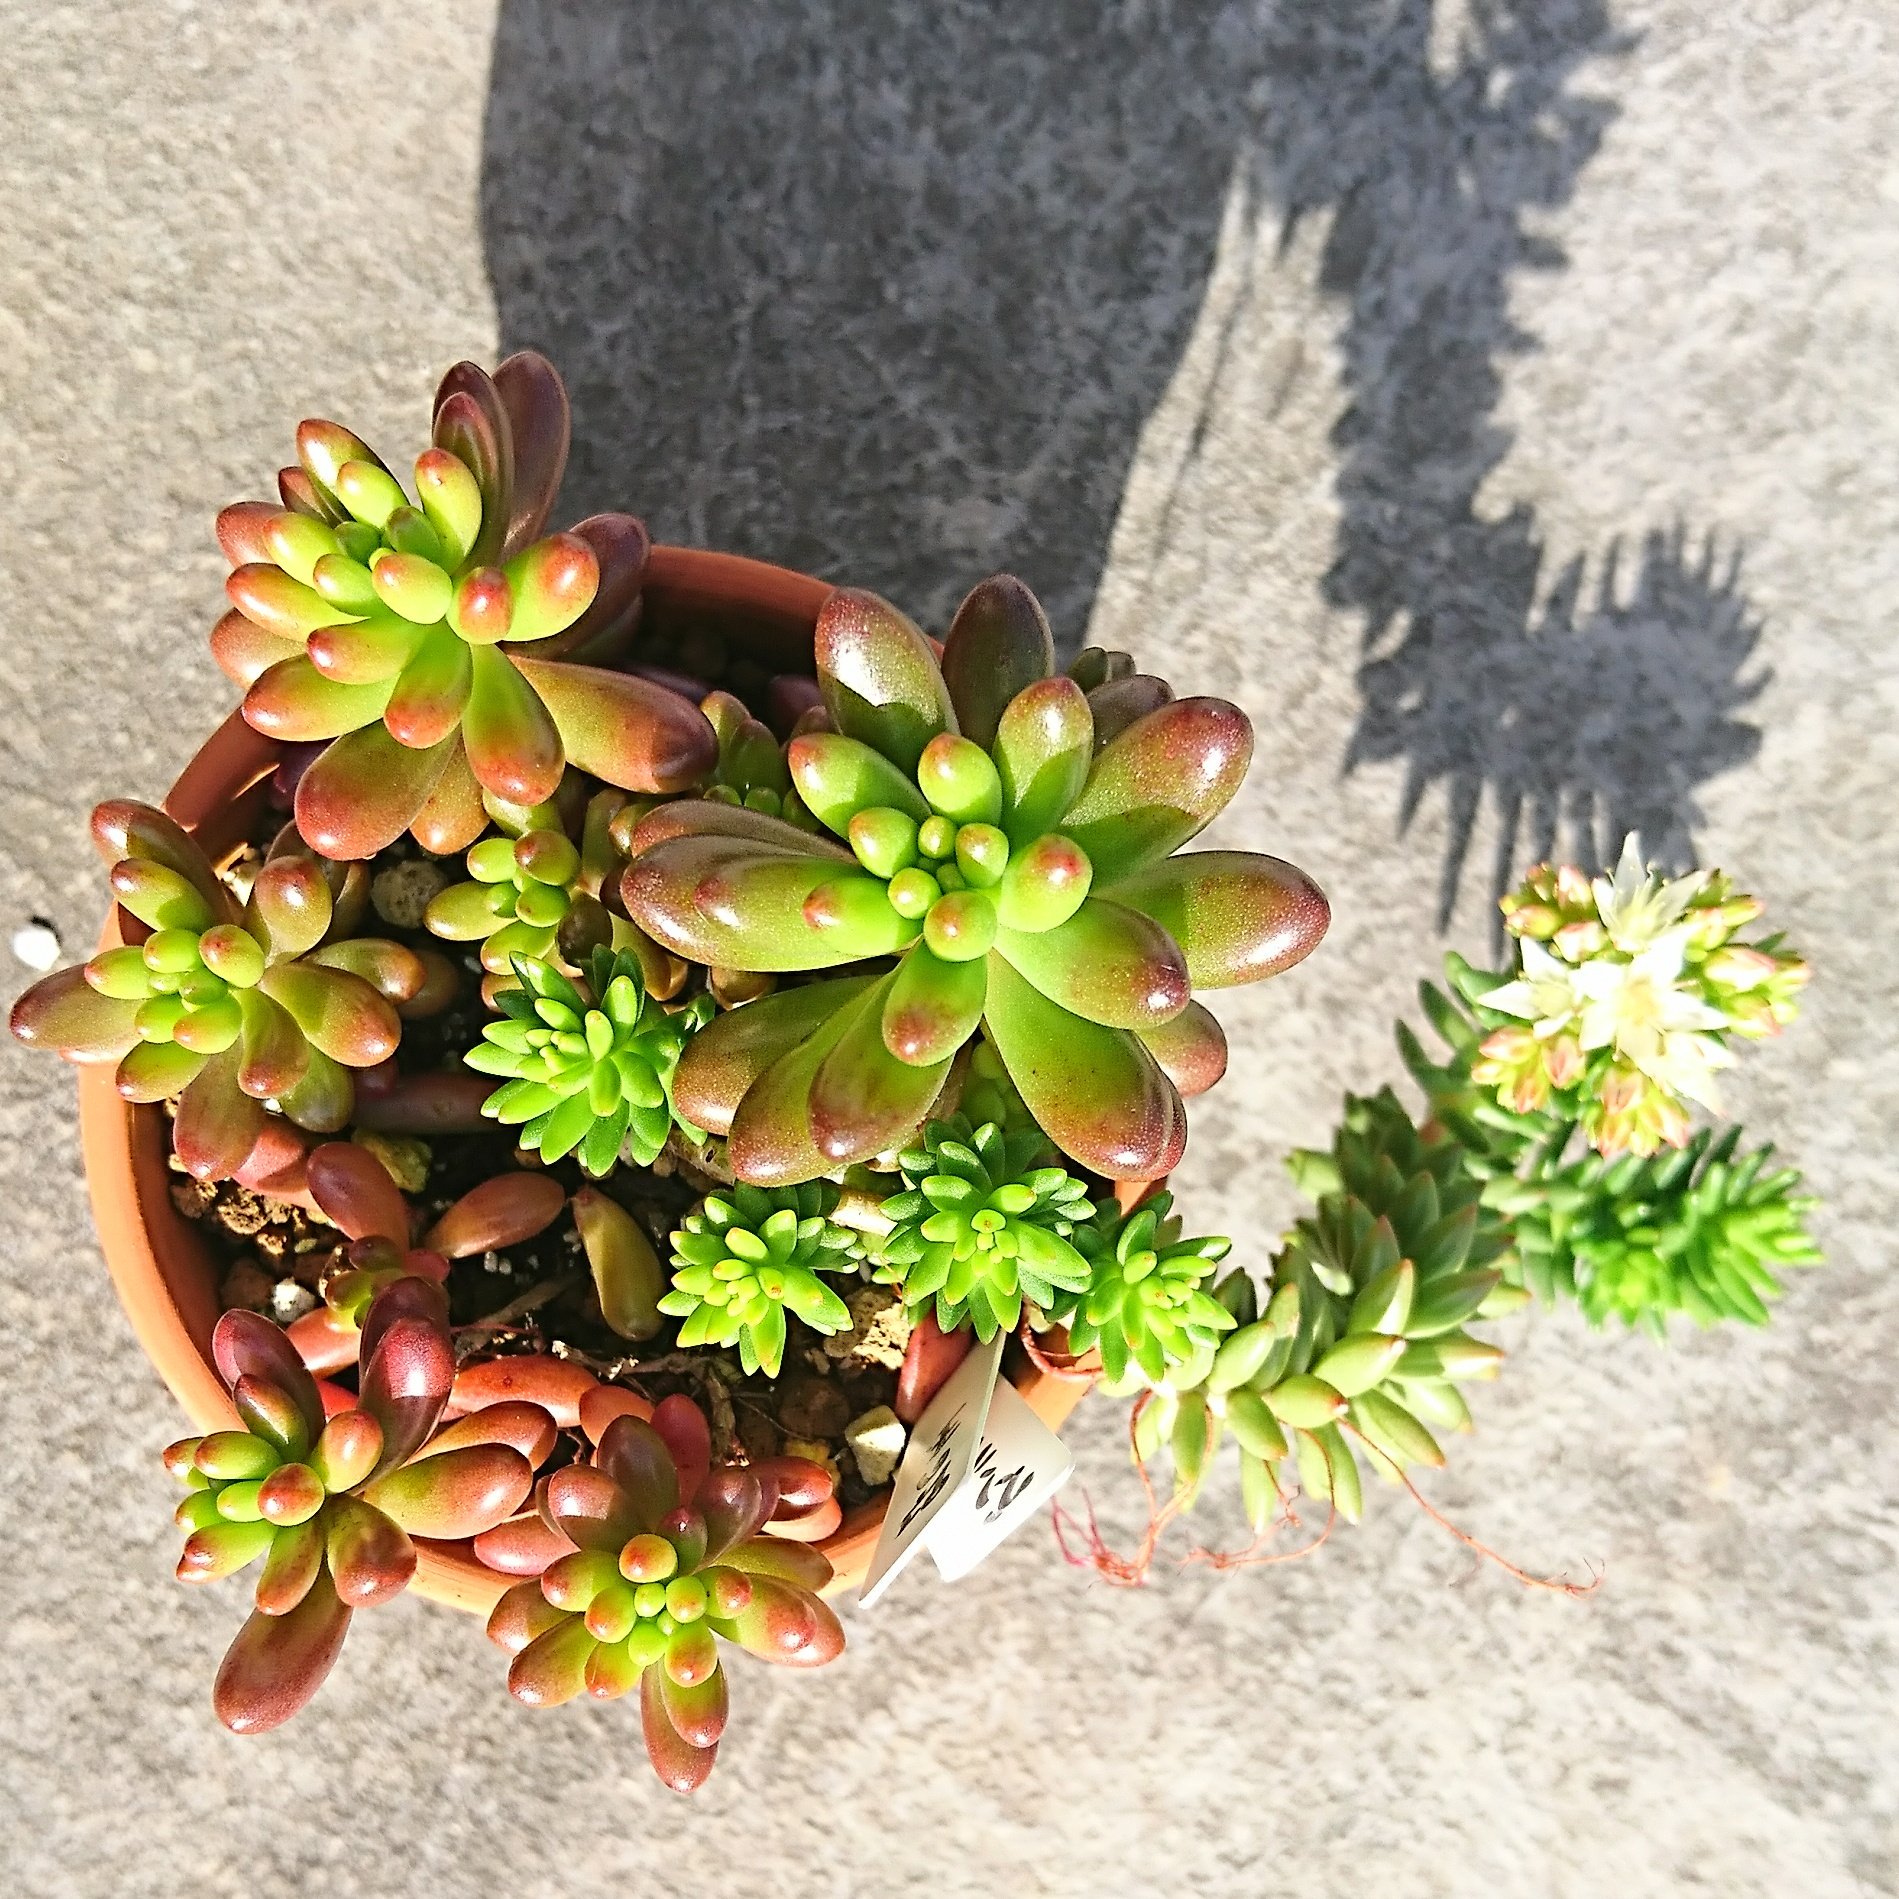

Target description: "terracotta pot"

left=76, top=545, right=1092, bottom=1614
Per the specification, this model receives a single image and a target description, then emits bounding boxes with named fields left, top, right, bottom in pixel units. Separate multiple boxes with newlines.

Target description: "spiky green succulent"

left=168, top=1279, right=541, bottom=1734
left=1144, top=1092, right=1517, bottom=1528
left=1060, top=1191, right=1235, bottom=1387
left=871, top=1118, right=1095, bottom=1341
left=468, top=948, right=713, bottom=1175
left=1457, top=838, right=1810, bottom=1158
left=215, top=352, right=714, bottom=859
left=1487, top=1125, right=1820, bottom=1338
left=484, top=1396, right=845, bottom=1793
left=624, top=576, right=1328, bottom=1185
left=426, top=825, right=586, bottom=976
left=661, top=1182, right=863, bottom=1376
left=9, top=801, right=435, bottom=1181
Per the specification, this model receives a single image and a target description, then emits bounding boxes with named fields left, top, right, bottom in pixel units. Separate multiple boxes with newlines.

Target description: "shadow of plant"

left=1246, top=0, right=1766, bottom=920
left=480, top=0, right=1767, bottom=920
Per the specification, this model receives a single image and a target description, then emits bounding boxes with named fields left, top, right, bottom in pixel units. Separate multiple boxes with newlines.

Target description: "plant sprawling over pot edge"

left=12, top=357, right=1820, bottom=1788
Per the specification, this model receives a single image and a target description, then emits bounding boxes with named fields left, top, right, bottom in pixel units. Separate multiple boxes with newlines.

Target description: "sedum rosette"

left=469, top=949, right=712, bottom=1176
left=213, top=353, right=715, bottom=858
left=9, top=802, right=436, bottom=1180
left=622, top=576, right=1328, bottom=1184
left=167, top=1279, right=543, bottom=1733
left=1060, top=1190, right=1235, bottom=1387
left=871, top=1118, right=1095, bottom=1341
left=661, top=1182, right=862, bottom=1376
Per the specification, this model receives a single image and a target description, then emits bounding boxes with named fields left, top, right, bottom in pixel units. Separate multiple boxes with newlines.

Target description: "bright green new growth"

left=1487, top=1125, right=1820, bottom=1339
left=426, top=825, right=585, bottom=976
left=1401, top=919, right=1823, bottom=1341
left=661, top=1182, right=863, bottom=1377
left=1142, top=1092, right=1517, bottom=1528
left=468, top=947, right=712, bottom=1175
left=1061, top=1191, right=1234, bottom=1387
left=873, top=1118, right=1095, bottom=1341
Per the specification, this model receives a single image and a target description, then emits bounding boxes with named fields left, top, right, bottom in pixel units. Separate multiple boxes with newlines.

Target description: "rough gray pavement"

left=3, top=3, right=1896, bottom=1894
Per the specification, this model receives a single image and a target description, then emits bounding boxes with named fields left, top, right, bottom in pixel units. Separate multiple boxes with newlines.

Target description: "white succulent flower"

left=1591, top=835, right=1708, bottom=955
left=1570, top=930, right=1731, bottom=1109
left=1483, top=938, right=1589, bottom=1040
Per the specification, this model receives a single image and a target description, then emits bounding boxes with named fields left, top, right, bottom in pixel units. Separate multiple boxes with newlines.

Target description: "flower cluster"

left=1472, top=838, right=1809, bottom=1156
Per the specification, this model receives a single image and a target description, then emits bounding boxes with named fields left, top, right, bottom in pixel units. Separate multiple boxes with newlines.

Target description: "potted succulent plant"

left=12, top=354, right=1821, bottom=1793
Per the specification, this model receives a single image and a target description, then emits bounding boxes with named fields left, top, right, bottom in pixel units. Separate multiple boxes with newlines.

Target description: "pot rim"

left=77, top=543, right=1094, bottom=1614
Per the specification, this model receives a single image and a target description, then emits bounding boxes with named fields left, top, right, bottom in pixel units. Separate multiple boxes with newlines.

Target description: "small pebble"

left=371, top=858, right=452, bottom=929
left=10, top=919, right=61, bottom=970
left=844, top=1405, right=907, bottom=1489
left=269, top=1280, right=319, bottom=1325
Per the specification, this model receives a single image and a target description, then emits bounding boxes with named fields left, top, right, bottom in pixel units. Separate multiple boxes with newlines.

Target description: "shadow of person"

left=480, top=1, right=1271, bottom=640
left=482, top=0, right=1768, bottom=919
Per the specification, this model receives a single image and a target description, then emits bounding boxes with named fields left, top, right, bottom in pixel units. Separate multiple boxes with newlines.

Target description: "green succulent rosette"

left=1143, top=1092, right=1518, bottom=1527
left=661, top=1182, right=863, bottom=1377
left=468, top=948, right=712, bottom=1176
left=426, top=825, right=587, bottom=975
left=215, top=352, right=714, bottom=860
left=697, top=690, right=818, bottom=829
left=1060, top=1190, right=1235, bottom=1387
left=1487, top=1125, right=1820, bottom=1338
left=8, top=801, right=429, bottom=1181
left=621, top=577, right=1328, bottom=1184
left=871, top=1119, right=1094, bottom=1341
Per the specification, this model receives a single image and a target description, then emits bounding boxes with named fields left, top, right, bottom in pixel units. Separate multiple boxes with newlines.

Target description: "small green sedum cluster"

left=468, top=948, right=712, bottom=1174
left=662, top=1182, right=863, bottom=1376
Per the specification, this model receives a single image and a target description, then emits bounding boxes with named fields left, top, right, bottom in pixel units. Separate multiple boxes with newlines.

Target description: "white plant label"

left=858, top=1331, right=1004, bottom=1607
left=925, top=1373, right=1074, bottom=1582
left=858, top=1331, right=1075, bottom=1604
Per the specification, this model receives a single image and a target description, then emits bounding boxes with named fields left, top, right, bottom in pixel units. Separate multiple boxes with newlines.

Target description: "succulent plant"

left=214, top=353, right=715, bottom=858
left=1487, top=1125, right=1821, bottom=1338
left=9, top=802, right=432, bottom=1179
left=624, top=576, right=1328, bottom=1183
left=483, top=1395, right=845, bottom=1792
left=1060, top=1190, right=1235, bottom=1387
left=697, top=689, right=817, bottom=828
left=425, top=825, right=588, bottom=975
left=1142, top=1093, right=1515, bottom=1527
left=467, top=948, right=714, bottom=1176
left=166, top=1279, right=544, bottom=1732
left=661, top=1182, right=863, bottom=1376
left=1465, top=838, right=1810, bottom=1158
left=871, top=1118, right=1095, bottom=1341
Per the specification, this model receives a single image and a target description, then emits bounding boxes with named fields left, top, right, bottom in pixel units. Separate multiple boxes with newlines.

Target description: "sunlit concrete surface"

left=2, top=3, right=1895, bottom=1894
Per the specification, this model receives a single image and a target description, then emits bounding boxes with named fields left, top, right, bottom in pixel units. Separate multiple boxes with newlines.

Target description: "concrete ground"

left=3, top=1, right=1896, bottom=1893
